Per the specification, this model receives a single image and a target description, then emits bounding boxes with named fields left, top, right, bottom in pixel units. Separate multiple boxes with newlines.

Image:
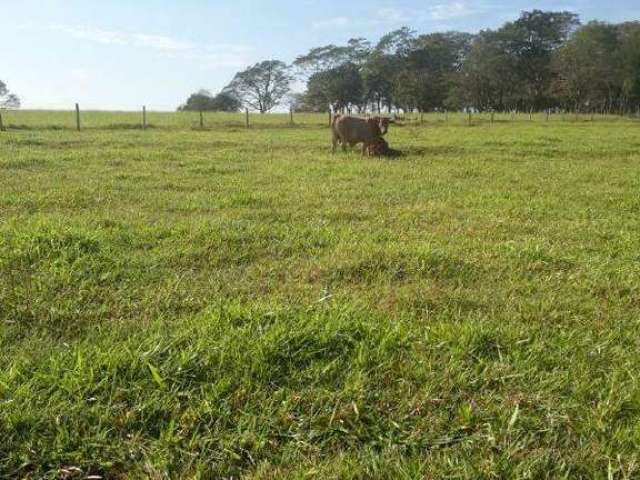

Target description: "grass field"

left=1, top=111, right=640, bottom=479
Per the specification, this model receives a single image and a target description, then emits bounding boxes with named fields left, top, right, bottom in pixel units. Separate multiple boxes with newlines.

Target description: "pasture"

left=1, top=111, right=640, bottom=479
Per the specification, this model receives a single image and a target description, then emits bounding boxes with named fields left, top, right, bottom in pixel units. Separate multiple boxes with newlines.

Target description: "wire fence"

left=0, top=107, right=639, bottom=132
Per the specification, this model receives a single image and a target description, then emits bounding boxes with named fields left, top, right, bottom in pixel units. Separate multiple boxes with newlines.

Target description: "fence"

left=0, top=106, right=639, bottom=132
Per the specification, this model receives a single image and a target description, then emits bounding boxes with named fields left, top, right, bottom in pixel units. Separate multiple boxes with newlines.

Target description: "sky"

left=2, top=0, right=639, bottom=110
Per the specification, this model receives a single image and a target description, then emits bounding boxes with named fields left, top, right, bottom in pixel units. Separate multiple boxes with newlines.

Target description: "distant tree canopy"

left=203, top=11, right=640, bottom=115
left=178, top=90, right=241, bottom=112
left=288, top=10, right=640, bottom=114
left=224, top=60, right=292, bottom=113
left=303, top=63, right=364, bottom=112
left=0, top=80, right=20, bottom=109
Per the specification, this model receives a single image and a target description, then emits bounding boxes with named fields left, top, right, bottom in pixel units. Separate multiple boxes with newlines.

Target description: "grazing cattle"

left=331, top=115, right=391, bottom=156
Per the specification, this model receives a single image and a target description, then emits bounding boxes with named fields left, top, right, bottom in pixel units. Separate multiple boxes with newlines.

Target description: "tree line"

left=182, top=10, right=640, bottom=115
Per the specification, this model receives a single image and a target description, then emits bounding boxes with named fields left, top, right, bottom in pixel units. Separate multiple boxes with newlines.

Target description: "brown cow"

left=331, top=115, right=391, bottom=156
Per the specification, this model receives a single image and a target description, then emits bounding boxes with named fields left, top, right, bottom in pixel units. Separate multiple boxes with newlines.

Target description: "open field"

left=1, top=112, right=640, bottom=478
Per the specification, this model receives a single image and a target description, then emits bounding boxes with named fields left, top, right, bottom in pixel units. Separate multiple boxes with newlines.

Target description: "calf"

left=331, top=115, right=389, bottom=156
left=367, top=137, right=390, bottom=156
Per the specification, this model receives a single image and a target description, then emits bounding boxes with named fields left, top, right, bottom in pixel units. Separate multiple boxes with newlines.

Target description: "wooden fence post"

left=75, top=103, right=81, bottom=131
left=0, top=111, right=4, bottom=132
left=529, top=109, right=533, bottom=121
left=445, top=110, right=448, bottom=123
left=142, top=106, right=147, bottom=129
left=199, top=110, right=204, bottom=129
left=546, top=109, right=550, bottom=122
left=245, top=108, right=249, bottom=128
left=490, top=111, right=494, bottom=124
left=290, top=107, right=294, bottom=125
left=467, top=110, right=472, bottom=125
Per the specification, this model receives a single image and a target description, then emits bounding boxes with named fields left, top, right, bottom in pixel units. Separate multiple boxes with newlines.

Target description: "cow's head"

left=373, top=117, right=393, bottom=136
left=367, top=118, right=383, bottom=137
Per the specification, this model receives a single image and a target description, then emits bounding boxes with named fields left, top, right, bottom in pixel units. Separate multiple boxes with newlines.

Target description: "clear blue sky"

left=3, top=0, right=639, bottom=110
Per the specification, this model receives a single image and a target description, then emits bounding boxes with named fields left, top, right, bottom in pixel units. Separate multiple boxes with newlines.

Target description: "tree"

left=288, top=92, right=325, bottom=113
left=179, top=90, right=242, bottom=112
left=375, top=27, right=416, bottom=56
left=616, top=22, right=640, bottom=111
left=458, top=29, right=522, bottom=111
left=456, top=11, right=578, bottom=111
left=304, top=63, right=364, bottom=112
left=225, top=60, right=292, bottom=113
left=553, top=21, right=640, bottom=113
left=362, top=52, right=398, bottom=112
left=0, top=80, right=20, bottom=109
left=504, top=10, right=580, bottom=109
left=210, top=91, right=242, bottom=112
left=400, top=32, right=474, bottom=111
left=553, top=22, right=619, bottom=111
left=178, top=90, right=216, bottom=111
left=293, top=38, right=371, bottom=76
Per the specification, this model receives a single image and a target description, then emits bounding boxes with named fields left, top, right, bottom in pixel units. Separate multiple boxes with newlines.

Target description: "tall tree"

left=459, top=29, right=522, bottom=111
left=505, top=10, right=580, bottom=109
left=401, top=32, right=474, bottom=111
left=362, top=51, right=398, bottom=112
left=293, top=38, right=371, bottom=76
left=225, top=60, right=292, bottom=113
left=0, top=80, right=20, bottom=109
left=554, top=21, right=640, bottom=113
left=375, top=27, right=416, bottom=56
left=617, top=22, right=640, bottom=111
left=304, top=63, right=364, bottom=112
left=553, top=22, right=620, bottom=111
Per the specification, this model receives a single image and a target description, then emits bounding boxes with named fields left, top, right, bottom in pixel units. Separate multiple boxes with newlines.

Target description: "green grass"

left=1, top=111, right=640, bottom=479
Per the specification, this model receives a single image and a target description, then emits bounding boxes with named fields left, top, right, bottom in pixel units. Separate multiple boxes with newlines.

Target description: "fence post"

left=445, top=110, right=448, bottom=123
left=290, top=107, right=294, bottom=125
left=0, top=111, right=4, bottom=132
left=328, top=111, right=332, bottom=127
left=490, top=111, right=494, bottom=125
left=75, top=103, right=81, bottom=131
left=529, top=109, right=533, bottom=121
left=420, top=111, right=424, bottom=124
left=199, top=110, right=204, bottom=129
left=467, top=110, right=472, bottom=126
left=546, top=109, right=550, bottom=122
left=142, top=106, right=147, bottom=129
left=245, top=108, right=249, bottom=128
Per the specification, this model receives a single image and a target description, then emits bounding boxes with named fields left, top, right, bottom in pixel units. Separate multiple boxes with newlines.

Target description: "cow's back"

left=333, top=116, right=377, bottom=144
